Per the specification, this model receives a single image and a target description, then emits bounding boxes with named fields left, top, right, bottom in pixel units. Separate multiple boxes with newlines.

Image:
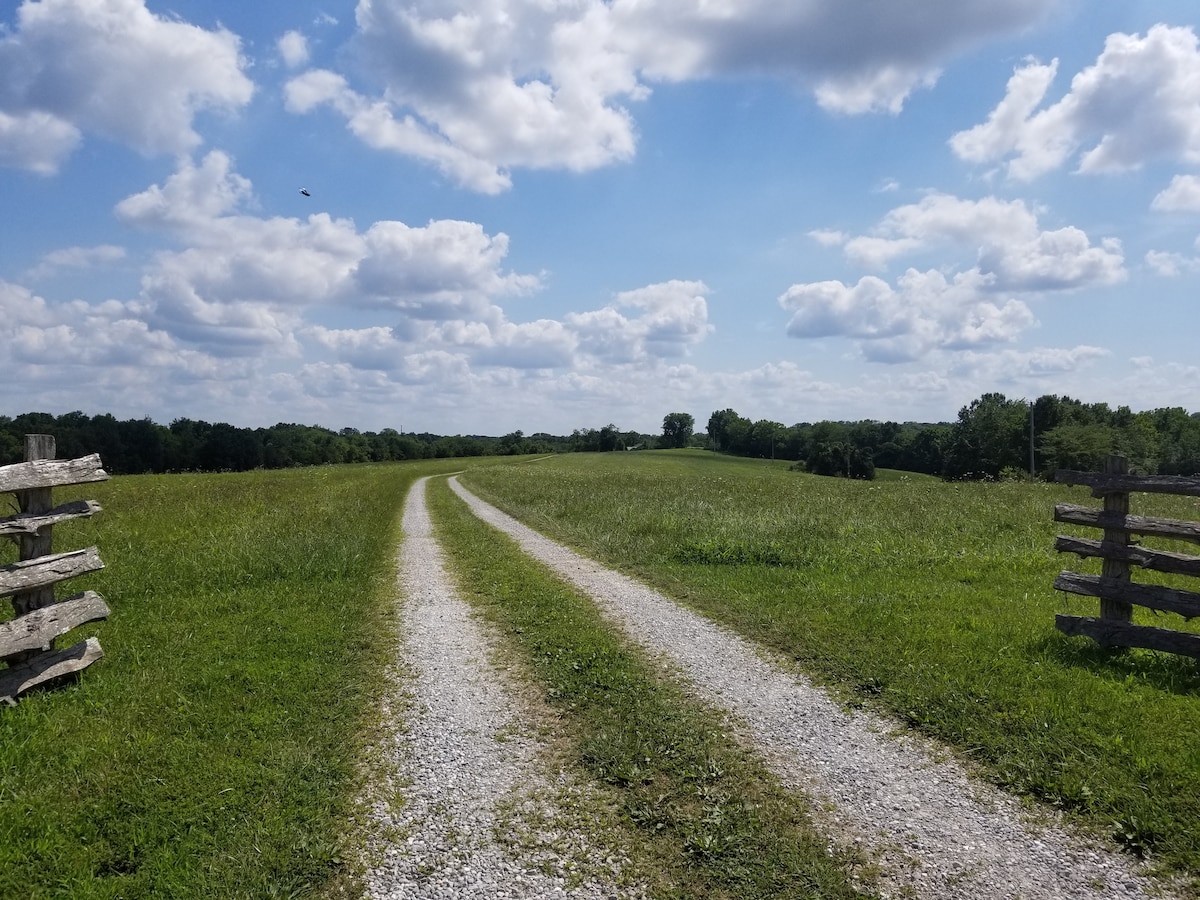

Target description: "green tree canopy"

left=661, top=412, right=695, bottom=449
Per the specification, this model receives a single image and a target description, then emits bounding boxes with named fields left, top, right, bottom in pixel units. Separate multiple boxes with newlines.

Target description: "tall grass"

left=0, top=460, right=470, bottom=899
left=461, top=451, right=1200, bottom=885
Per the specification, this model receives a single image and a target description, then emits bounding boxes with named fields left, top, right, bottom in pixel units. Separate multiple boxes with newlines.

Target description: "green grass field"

left=3, top=451, right=1197, bottom=896
left=0, top=461, right=472, bottom=899
left=460, top=451, right=1200, bottom=885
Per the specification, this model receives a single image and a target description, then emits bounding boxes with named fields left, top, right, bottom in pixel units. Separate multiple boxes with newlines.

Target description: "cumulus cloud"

left=116, top=150, right=254, bottom=233
left=841, top=193, right=1125, bottom=290
left=950, top=345, right=1110, bottom=381
left=355, top=220, right=539, bottom=318
left=26, top=244, right=125, bottom=280
left=779, top=268, right=1035, bottom=363
left=789, top=193, right=1126, bottom=362
left=283, top=0, right=1052, bottom=190
left=1145, top=249, right=1200, bottom=277
left=278, top=30, right=310, bottom=68
left=951, top=24, right=1200, bottom=180
left=0, top=0, right=254, bottom=172
left=0, top=278, right=217, bottom=375
left=94, top=152, right=716, bottom=384
left=311, top=278, right=713, bottom=374
left=1151, top=174, right=1200, bottom=212
left=567, top=280, right=713, bottom=362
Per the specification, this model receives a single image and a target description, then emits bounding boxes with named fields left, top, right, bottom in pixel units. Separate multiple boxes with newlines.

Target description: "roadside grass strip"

left=460, top=452, right=1200, bottom=890
left=426, top=475, right=875, bottom=900
left=0, top=461, right=472, bottom=899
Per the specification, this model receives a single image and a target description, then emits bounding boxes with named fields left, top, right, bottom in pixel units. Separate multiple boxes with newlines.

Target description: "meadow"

left=460, top=451, right=1200, bottom=883
left=2, top=451, right=1197, bottom=897
left=0, top=460, right=472, bottom=899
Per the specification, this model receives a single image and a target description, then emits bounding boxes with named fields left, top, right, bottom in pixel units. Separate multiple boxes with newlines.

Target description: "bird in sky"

left=299, top=188, right=311, bottom=197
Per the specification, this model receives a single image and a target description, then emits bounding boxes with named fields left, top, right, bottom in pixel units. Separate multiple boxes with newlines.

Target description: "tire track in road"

left=449, top=476, right=1176, bottom=900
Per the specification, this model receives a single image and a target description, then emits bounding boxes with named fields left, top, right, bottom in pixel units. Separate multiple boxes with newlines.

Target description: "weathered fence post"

left=1099, top=454, right=1132, bottom=625
left=0, top=436, right=110, bottom=703
left=14, top=436, right=58, bottom=627
left=1053, top=460, right=1200, bottom=658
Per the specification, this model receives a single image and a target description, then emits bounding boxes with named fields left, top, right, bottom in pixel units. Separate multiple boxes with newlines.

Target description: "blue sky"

left=2, top=0, right=1198, bottom=435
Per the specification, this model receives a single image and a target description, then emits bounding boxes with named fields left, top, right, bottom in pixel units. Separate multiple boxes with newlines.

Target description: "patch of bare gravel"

left=449, top=476, right=1183, bottom=900
left=359, top=477, right=637, bottom=900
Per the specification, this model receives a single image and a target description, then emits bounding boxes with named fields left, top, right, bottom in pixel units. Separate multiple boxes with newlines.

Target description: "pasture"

left=460, top=451, right=1200, bottom=881
left=2, top=451, right=1197, bottom=896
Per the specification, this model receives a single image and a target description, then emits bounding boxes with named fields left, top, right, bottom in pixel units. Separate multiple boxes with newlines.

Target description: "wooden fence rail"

left=0, top=435, right=109, bottom=704
left=1054, top=454, right=1200, bottom=659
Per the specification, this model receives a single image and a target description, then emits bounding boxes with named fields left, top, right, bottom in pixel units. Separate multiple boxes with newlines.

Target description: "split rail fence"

left=0, top=435, right=110, bottom=703
left=1054, top=454, right=1200, bottom=658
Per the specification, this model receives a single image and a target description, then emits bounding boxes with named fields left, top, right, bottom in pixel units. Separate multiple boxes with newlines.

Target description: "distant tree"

left=597, top=424, right=623, bottom=452
left=807, top=441, right=875, bottom=479
left=747, top=419, right=785, bottom=458
left=944, top=393, right=1029, bottom=479
left=706, top=409, right=742, bottom=451
left=497, top=430, right=527, bottom=455
left=661, top=412, right=694, bottom=449
left=1039, top=424, right=1119, bottom=474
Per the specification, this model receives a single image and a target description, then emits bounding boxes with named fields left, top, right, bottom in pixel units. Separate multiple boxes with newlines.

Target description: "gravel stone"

left=450, top=476, right=1185, bottom=900
left=361, top=478, right=636, bottom=900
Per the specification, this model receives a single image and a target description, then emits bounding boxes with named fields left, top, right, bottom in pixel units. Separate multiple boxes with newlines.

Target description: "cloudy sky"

left=2, top=0, right=1198, bottom=435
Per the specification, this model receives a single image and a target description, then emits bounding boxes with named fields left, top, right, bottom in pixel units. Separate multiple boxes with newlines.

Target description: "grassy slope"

left=460, top=451, right=1200, bottom=886
left=0, top=461, right=471, bottom=899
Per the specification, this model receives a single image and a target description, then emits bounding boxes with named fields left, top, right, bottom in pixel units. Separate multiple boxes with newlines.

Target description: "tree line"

left=0, top=412, right=563, bottom=474
left=698, top=393, right=1200, bottom=480
left=3, top=392, right=1197, bottom=479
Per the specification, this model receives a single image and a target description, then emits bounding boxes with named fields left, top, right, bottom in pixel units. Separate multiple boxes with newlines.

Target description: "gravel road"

left=446, top=476, right=1180, bottom=900
left=360, top=477, right=637, bottom=899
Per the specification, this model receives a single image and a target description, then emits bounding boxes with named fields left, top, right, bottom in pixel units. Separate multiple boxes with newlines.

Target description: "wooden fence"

left=0, top=435, right=110, bottom=704
left=1053, top=454, right=1200, bottom=658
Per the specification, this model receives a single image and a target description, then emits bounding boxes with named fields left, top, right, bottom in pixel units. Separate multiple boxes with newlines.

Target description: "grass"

left=0, top=460, right=476, bottom=899
left=425, top=475, right=876, bottom=899
left=459, top=450, right=1200, bottom=888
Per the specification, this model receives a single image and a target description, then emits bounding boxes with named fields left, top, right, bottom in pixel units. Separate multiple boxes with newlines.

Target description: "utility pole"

left=1029, top=400, right=1035, bottom=479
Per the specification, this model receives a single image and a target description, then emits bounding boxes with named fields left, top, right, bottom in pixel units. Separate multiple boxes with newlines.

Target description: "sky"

left=1, top=0, right=1198, bottom=436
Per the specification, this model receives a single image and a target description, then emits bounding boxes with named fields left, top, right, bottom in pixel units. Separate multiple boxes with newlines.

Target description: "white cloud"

left=1152, top=174, right=1200, bottom=212
left=116, top=151, right=254, bottom=233
left=31, top=152, right=714, bottom=409
left=951, top=345, right=1110, bottom=380
left=0, top=109, right=80, bottom=173
left=808, top=229, right=848, bottom=248
left=779, top=268, right=1035, bottom=363
left=614, top=0, right=1051, bottom=113
left=284, top=69, right=514, bottom=193
left=1145, top=249, right=1200, bottom=277
left=283, top=0, right=1052, bottom=190
left=0, top=278, right=219, bottom=375
left=951, top=25, right=1200, bottom=180
left=278, top=30, right=310, bottom=68
left=567, top=280, right=713, bottom=363
left=355, top=220, right=539, bottom=318
left=841, top=193, right=1125, bottom=290
left=0, top=0, right=254, bottom=172
left=313, top=278, right=713, bottom=372
left=26, top=244, right=125, bottom=280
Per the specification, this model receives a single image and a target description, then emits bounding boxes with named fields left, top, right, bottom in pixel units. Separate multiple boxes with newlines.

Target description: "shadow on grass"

left=1034, top=633, right=1200, bottom=696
